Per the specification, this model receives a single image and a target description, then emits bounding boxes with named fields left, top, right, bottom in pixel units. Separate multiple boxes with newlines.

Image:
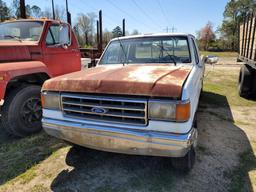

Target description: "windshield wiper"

left=117, top=37, right=128, bottom=66
left=4, top=35, right=22, bottom=42
left=157, top=44, right=177, bottom=66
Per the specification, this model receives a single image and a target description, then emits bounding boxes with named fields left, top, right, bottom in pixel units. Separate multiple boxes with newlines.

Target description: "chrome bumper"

left=42, top=118, right=198, bottom=157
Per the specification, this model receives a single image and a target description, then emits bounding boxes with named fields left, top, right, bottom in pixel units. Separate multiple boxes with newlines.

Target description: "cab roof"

left=2, top=18, right=67, bottom=24
left=112, top=33, right=195, bottom=41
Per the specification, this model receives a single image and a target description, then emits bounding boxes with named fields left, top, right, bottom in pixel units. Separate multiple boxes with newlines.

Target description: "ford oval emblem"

left=91, top=107, right=108, bottom=114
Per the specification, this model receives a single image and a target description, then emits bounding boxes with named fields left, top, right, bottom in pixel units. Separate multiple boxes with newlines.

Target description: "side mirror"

left=59, top=24, right=71, bottom=49
left=202, top=55, right=219, bottom=64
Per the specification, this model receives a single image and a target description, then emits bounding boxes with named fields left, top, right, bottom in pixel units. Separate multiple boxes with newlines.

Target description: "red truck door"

left=42, top=23, right=81, bottom=77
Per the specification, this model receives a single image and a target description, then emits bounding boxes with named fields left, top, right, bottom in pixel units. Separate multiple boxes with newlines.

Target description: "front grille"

left=61, top=93, right=148, bottom=125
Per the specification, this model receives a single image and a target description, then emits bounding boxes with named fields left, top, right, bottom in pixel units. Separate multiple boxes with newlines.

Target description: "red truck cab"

left=0, top=19, right=81, bottom=137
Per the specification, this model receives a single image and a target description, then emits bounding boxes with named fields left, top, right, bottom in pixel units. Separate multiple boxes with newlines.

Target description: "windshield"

left=99, top=36, right=191, bottom=65
left=0, top=21, right=44, bottom=42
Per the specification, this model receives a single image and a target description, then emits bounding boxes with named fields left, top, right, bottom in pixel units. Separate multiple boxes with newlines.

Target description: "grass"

left=0, top=132, right=66, bottom=185
left=202, top=67, right=256, bottom=107
left=31, top=184, right=49, bottom=192
left=200, top=51, right=238, bottom=58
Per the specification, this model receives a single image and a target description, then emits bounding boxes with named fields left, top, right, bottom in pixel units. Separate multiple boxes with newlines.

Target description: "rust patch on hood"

left=42, top=64, right=192, bottom=98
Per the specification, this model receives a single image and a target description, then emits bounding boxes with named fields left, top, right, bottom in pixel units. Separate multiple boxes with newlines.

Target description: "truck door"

left=190, top=38, right=204, bottom=113
left=42, top=23, right=81, bottom=77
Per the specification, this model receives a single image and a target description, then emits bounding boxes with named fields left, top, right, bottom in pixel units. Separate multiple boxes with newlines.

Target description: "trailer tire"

left=238, top=65, right=253, bottom=98
left=252, top=72, right=256, bottom=98
left=1, top=85, right=42, bottom=137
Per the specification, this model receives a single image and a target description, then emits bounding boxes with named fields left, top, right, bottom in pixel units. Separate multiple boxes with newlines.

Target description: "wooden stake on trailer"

left=52, top=0, right=55, bottom=20
left=243, top=13, right=250, bottom=57
left=97, top=20, right=100, bottom=50
left=241, top=13, right=246, bottom=57
left=99, top=10, right=103, bottom=53
left=246, top=13, right=254, bottom=59
left=122, top=19, right=125, bottom=36
left=250, top=13, right=256, bottom=60
left=66, top=0, right=71, bottom=25
left=20, top=0, right=26, bottom=19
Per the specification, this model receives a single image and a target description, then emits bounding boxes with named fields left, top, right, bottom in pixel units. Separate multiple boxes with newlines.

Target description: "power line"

left=156, top=0, right=170, bottom=26
left=70, top=0, right=117, bottom=26
left=131, top=0, right=162, bottom=29
left=106, top=0, right=157, bottom=31
left=163, top=26, right=177, bottom=33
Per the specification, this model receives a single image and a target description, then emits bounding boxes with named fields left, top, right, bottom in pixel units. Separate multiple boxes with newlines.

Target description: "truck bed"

left=239, top=12, right=256, bottom=69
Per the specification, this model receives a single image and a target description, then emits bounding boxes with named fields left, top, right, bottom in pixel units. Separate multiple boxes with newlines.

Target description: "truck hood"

left=43, top=64, right=192, bottom=98
left=0, top=41, right=38, bottom=62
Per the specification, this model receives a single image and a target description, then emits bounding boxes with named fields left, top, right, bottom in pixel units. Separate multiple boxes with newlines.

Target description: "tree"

left=103, top=29, right=113, bottom=47
left=11, top=0, right=20, bottom=18
left=220, top=0, right=255, bottom=51
left=0, top=0, right=11, bottom=22
left=76, top=13, right=91, bottom=46
left=41, top=7, right=52, bottom=19
left=131, top=29, right=139, bottom=35
left=11, top=0, right=42, bottom=18
left=87, top=12, right=97, bottom=46
left=55, top=5, right=65, bottom=20
left=198, top=22, right=216, bottom=51
left=112, top=26, right=122, bottom=38
left=30, top=5, right=42, bottom=18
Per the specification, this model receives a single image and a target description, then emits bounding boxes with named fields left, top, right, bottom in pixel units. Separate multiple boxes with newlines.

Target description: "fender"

left=0, top=61, right=51, bottom=101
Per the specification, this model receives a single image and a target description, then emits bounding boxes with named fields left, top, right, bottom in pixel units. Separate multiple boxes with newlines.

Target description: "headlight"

left=148, top=100, right=190, bottom=122
left=41, top=91, right=60, bottom=110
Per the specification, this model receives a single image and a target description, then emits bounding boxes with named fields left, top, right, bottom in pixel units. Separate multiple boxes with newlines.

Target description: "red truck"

left=0, top=19, right=81, bottom=137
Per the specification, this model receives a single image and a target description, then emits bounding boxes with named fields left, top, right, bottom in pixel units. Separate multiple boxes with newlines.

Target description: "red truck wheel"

left=1, top=85, right=42, bottom=137
left=238, top=65, right=253, bottom=98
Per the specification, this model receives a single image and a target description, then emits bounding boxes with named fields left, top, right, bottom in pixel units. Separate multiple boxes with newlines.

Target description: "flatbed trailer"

left=238, top=12, right=256, bottom=98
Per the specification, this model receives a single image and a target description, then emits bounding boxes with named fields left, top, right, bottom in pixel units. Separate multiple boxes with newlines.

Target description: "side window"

left=46, top=24, right=70, bottom=46
left=192, top=39, right=199, bottom=64
left=46, top=25, right=60, bottom=45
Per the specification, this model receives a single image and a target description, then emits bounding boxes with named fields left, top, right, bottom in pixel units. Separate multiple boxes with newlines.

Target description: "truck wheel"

left=238, top=65, right=253, bottom=98
left=252, top=72, right=256, bottom=98
left=171, top=147, right=195, bottom=172
left=1, top=85, right=42, bottom=137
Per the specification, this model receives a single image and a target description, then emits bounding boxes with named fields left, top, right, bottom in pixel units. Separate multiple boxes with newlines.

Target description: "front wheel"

left=171, top=147, right=195, bottom=172
left=1, top=85, right=42, bottom=137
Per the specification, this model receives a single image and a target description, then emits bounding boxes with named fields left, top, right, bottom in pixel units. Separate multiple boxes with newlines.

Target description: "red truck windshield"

left=0, top=21, right=44, bottom=42
left=99, top=36, right=191, bottom=65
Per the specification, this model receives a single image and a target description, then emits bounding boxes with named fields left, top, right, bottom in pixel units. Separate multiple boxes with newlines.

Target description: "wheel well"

left=5, top=73, right=50, bottom=98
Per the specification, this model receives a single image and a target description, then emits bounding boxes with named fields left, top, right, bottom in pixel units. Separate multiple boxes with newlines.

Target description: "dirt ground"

left=0, top=62, right=256, bottom=192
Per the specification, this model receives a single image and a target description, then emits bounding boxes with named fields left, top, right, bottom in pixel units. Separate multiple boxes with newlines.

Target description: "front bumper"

left=42, top=117, right=197, bottom=157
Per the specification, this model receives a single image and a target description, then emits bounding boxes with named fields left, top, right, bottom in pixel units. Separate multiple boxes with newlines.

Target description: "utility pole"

left=20, top=0, right=26, bottom=19
left=163, top=26, right=177, bottom=33
left=99, top=10, right=103, bottom=53
left=122, top=19, right=126, bottom=36
left=51, top=0, right=55, bottom=20
left=66, top=0, right=71, bottom=25
left=97, top=20, right=100, bottom=49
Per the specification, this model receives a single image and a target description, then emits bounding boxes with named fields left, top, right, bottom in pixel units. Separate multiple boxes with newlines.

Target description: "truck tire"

left=171, top=147, right=195, bottom=172
left=238, top=65, right=253, bottom=98
left=1, top=85, right=42, bottom=137
left=252, top=72, right=256, bottom=98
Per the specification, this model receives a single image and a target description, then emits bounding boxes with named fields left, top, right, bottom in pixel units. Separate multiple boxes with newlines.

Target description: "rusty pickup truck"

left=41, top=33, right=211, bottom=171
